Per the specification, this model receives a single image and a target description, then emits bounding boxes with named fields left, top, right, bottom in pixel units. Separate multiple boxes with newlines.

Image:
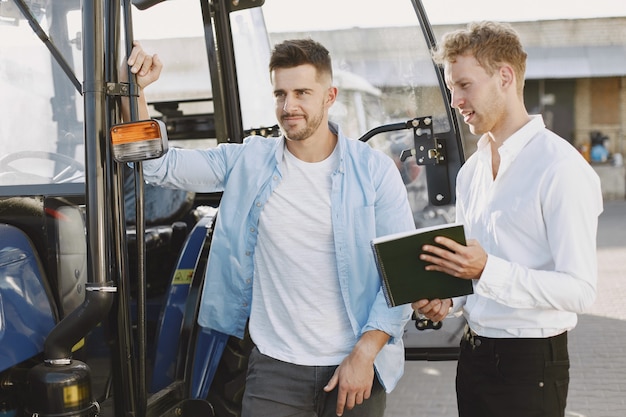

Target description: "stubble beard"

left=281, top=105, right=325, bottom=142
left=469, top=85, right=507, bottom=136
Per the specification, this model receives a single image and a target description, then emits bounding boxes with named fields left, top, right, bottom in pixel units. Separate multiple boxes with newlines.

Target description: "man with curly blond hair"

left=412, top=21, right=602, bottom=417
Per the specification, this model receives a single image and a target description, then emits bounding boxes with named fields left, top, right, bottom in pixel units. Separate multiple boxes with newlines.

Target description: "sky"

left=259, top=0, right=626, bottom=32
left=421, top=0, right=626, bottom=24
left=128, top=0, right=626, bottom=39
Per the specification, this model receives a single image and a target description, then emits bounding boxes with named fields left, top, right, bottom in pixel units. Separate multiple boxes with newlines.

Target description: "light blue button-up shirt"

left=142, top=123, right=415, bottom=390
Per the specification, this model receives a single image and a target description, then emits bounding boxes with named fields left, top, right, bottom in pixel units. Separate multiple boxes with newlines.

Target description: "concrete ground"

left=385, top=199, right=626, bottom=417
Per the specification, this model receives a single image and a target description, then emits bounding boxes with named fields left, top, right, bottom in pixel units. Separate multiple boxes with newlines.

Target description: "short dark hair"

left=269, top=38, right=332, bottom=81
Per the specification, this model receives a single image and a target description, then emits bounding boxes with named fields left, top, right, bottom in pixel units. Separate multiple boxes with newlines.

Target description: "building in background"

left=271, top=16, right=626, bottom=199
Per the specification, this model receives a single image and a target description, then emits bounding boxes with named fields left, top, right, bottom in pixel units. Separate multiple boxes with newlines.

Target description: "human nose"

left=450, top=89, right=463, bottom=109
left=281, top=94, right=297, bottom=113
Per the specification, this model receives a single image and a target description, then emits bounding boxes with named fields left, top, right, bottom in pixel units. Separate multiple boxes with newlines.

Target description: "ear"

left=499, top=64, right=516, bottom=90
left=326, top=86, right=338, bottom=107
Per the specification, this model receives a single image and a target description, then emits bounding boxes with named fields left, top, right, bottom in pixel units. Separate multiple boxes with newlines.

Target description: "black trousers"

left=456, top=327, right=570, bottom=417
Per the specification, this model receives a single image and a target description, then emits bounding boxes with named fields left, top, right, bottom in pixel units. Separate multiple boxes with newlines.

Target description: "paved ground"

left=385, top=199, right=626, bottom=417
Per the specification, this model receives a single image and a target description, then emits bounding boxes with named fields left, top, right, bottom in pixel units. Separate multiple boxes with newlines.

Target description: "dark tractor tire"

left=207, top=326, right=254, bottom=417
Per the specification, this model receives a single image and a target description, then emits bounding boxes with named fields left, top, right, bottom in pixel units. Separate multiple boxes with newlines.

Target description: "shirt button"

left=246, top=279, right=251, bottom=284
left=249, top=227, right=255, bottom=233
left=242, top=302, right=248, bottom=307
left=256, top=202, right=262, bottom=207
left=245, top=251, right=251, bottom=256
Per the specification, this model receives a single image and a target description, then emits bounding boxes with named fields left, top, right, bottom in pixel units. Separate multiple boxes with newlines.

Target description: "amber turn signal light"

left=110, top=119, right=168, bottom=162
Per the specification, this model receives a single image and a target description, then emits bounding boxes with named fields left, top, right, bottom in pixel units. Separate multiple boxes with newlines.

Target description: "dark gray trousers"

left=242, top=347, right=386, bottom=417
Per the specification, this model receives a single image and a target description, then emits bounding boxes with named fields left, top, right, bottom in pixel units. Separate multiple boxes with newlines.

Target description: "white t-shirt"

left=249, top=144, right=356, bottom=365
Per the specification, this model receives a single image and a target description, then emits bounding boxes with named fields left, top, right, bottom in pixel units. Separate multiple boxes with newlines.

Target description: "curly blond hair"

left=432, top=21, right=527, bottom=96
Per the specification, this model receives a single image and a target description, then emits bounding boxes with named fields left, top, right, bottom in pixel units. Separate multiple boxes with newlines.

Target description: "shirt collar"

left=329, top=121, right=346, bottom=161
left=476, top=114, right=545, bottom=162
left=499, top=115, right=545, bottom=159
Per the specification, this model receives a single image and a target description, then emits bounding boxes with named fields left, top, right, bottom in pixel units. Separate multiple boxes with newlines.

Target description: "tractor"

left=0, top=0, right=465, bottom=415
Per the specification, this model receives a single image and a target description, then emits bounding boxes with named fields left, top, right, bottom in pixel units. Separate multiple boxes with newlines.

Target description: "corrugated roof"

left=526, top=45, right=626, bottom=79
left=347, top=45, right=626, bottom=88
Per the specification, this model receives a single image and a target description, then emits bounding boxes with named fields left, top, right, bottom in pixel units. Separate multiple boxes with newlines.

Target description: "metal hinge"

left=105, top=82, right=139, bottom=97
left=400, top=116, right=447, bottom=166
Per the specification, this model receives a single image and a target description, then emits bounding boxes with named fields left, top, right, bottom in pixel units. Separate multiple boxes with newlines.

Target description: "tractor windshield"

left=263, top=0, right=449, bottom=140
left=0, top=0, right=84, bottom=190
left=133, top=0, right=460, bottom=225
left=261, top=0, right=460, bottom=226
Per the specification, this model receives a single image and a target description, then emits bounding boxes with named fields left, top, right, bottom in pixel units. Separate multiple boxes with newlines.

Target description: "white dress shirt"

left=454, top=115, right=603, bottom=338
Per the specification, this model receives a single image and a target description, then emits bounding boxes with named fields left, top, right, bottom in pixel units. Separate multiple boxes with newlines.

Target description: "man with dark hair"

left=126, top=38, right=414, bottom=417
left=412, top=21, right=602, bottom=417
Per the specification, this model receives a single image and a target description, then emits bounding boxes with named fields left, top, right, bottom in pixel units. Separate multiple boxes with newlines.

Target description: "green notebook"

left=371, top=223, right=473, bottom=307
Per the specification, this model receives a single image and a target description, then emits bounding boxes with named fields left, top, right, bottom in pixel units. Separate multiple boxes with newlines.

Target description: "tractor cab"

left=0, top=0, right=466, bottom=415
